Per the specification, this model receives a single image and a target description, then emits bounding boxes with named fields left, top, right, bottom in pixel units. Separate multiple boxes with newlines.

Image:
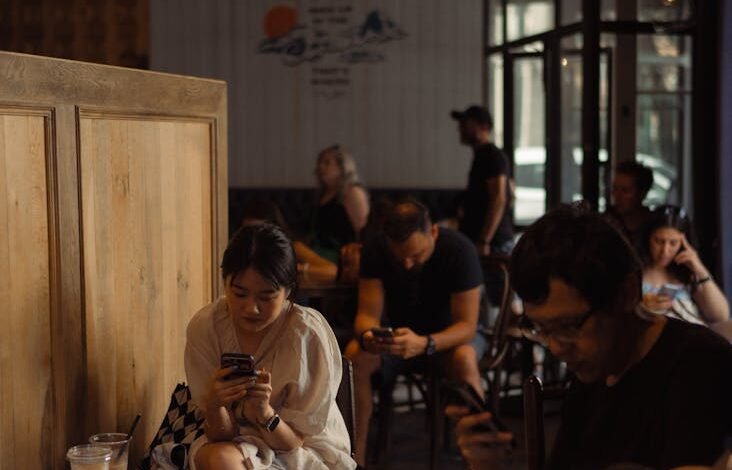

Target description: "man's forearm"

left=431, top=321, right=477, bottom=352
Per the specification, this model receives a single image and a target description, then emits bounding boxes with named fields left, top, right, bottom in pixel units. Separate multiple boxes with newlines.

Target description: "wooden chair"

left=337, top=356, right=357, bottom=458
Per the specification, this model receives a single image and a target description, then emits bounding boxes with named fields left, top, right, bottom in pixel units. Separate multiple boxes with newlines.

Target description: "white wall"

left=150, top=0, right=483, bottom=188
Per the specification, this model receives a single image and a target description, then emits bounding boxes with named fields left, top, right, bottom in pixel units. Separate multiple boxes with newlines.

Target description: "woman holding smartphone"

left=184, top=224, right=355, bottom=469
left=641, top=205, right=729, bottom=329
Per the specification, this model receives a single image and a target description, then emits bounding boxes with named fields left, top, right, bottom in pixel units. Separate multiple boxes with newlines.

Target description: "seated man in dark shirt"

left=345, top=198, right=486, bottom=467
left=450, top=203, right=732, bottom=470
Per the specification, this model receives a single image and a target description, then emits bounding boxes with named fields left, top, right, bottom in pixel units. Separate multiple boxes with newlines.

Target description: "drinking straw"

left=115, top=413, right=142, bottom=460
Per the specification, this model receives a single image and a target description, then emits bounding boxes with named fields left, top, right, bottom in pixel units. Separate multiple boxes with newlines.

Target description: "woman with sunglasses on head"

left=641, top=205, right=730, bottom=330
left=310, top=145, right=369, bottom=264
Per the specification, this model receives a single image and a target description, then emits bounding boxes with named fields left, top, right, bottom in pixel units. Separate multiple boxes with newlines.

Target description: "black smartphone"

left=371, top=327, right=394, bottom=338
left=220, top=353, right=258, bottom=379
left=443, top=381, right=509, bottom=433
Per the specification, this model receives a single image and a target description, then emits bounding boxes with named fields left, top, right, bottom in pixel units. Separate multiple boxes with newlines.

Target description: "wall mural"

left=257, top=3, right=407, bottom=99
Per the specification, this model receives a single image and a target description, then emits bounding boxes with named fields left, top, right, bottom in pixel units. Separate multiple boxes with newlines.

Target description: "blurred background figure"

left=641, top=205, right=730, bottom=336
left=240, top=198, right=337, bottom=280
left=310, top=145, right=370, bottom=263
left=606, top=161, right=654, bottom=254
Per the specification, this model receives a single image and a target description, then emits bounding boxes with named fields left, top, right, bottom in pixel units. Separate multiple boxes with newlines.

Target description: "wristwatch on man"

left=424, top=335, right=437, bottom=356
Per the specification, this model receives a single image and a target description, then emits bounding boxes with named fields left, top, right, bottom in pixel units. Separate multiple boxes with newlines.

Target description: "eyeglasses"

left=518, top=308, right=596, bottom=345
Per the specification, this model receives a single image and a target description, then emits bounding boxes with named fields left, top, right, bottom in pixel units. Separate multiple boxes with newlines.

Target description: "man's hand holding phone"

left=390, top=327, right=429, bottom=359
left=360, top=327, right=395, bottom=354
left=446, top=406, right=515, bottom=467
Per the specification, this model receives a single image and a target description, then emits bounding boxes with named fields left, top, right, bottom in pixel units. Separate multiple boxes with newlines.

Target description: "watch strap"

left=425, top=335, right=436, bottom=356
left=260, top=413, right=281, bottom=432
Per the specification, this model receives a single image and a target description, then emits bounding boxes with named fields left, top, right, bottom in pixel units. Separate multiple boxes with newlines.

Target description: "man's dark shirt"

left=548, top=318, right=732, bottom=470
left=359, top=228, right=483, bottom=335
left=460, top=142, right=513, bottom=246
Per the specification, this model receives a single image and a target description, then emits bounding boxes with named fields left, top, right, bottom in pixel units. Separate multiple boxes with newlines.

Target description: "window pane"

left=507, top=0, right=554, bottom=41
left=487, top=54, right=504, bottom=148
left=487, top=0, right=504, bottom=46
left=513, top=56, right=546, bottom=225
left=560, top=34, right=583, bottom=203
left=637, top=0, right=692, bottom=22
left=562, top=0, right=583, bottom=25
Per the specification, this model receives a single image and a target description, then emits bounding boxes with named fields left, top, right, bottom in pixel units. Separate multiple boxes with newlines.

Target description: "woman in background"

left=186, top=224, right=355, bottom=469
left=641, top=205, right=730, bottom=331
left=310, top=145, right=369, bottom=263
left=239, top=198, right=337, bottom=280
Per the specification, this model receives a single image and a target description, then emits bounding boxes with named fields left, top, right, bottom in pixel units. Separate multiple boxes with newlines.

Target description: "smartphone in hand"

left=657, top=284, right=683, bottom=300
left=220, top=353, right=258, bottom=379
left=370, top=327, right=394, bottom=338
left=443, top=381, right=509, bottom=433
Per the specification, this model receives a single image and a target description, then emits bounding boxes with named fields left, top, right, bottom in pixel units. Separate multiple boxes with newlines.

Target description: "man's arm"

left=479, top=175, right=508, bottom=253
left=431, top=286, right=481, bottom=352
left=353, top=278, right=385, bottom=338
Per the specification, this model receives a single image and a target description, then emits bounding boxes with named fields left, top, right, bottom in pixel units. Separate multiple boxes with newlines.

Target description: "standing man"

left=344, top=198, right=486, bottom=467
left=451, top=105, right=514, bottom=256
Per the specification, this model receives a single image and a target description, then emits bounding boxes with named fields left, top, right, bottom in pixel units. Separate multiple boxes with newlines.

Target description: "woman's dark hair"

left=643, top=204, right=696, bottom=284
left=510, top=202, right=642, bottom=311
left=221, top=224, right=298, bottom=298
left=615, top=161, right=654, bottom=199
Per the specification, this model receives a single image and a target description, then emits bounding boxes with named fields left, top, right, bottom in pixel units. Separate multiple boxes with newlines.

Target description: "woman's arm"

left=676, top=235, right=730, bottom=323
left=203, top=368, right=251, bottom=441
left=241, top=371, right=303, bottom=451
left=293, top=240, right=337, bottom=280
left=342, top=185, right=369, bottom=235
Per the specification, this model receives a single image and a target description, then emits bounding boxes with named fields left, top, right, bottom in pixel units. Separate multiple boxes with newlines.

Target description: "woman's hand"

left=206, top=366, right=254, bottom=411
left=241, top=370, right=275, bottom=425
left=446, top=405, right=514, bottom=468
left=674, top=235, right=708, bottom=278
left=642, top=292, right=674, bottom=313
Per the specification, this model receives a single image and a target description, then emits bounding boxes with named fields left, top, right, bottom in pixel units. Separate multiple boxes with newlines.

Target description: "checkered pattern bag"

left=138, top=383, right=205, bottom=470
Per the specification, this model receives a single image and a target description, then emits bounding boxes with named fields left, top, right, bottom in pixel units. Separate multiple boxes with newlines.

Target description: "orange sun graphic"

left=263, top=5, right=299, bottom=39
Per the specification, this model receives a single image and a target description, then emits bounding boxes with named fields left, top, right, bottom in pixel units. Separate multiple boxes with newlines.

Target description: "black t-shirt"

left=548, top=318, right=732, bottom=470
left=360, top=228, right=483, bottom=335
left=460, top=143, right=514, bottom=245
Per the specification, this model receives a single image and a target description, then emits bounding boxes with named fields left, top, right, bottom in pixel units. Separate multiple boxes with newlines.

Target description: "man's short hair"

left=382, top=197, right=432, bottom=243
left=510, top=202, right=642, bottom=311
left=615, top=161, right=654, bottom=199
left=450, top=105, right=494, bottom=131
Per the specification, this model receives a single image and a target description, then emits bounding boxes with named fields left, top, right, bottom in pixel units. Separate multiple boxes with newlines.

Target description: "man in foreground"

left=451, top=203, right=732, bottom=469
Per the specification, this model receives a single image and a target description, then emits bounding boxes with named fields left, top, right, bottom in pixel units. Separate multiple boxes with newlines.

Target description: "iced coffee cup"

left=66, top=444, right=112, bottom=470
left=89, top=433, right=129, bottom=470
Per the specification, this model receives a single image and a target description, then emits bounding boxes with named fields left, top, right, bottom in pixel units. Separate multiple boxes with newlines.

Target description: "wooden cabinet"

left=0, top=51, right=227, bottom=469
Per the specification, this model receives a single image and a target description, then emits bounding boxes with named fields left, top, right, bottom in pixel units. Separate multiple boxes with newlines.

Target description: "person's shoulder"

left=187, top=297, right=224, bottom=328
left=285, top=303, right=337, bottom=342
left=663, top=318, right=732, bottom=366
left=437, top=227, right=477, bottom=252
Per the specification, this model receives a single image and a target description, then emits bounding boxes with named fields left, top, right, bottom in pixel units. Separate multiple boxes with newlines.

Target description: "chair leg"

left=375, top=384, right=394, bottom=466
left=428, top=372, right=441, bottom=470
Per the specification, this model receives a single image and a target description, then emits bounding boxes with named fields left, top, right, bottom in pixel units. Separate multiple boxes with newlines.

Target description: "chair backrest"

left=523, top=375, right=546, bottom=470
left=337, top=355, right=356, bottom=458
left=481, top=254, right=514, bottom=370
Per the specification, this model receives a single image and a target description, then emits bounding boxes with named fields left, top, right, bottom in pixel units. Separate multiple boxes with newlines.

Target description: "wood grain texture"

left=0, top=50, right=227, bottom=469
left=79, top=116, right=214, bottom=465
left=0, top=112, right=53, bottom=469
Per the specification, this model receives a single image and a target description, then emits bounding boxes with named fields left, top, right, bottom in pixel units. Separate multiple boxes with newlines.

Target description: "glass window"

left=513, top=55, right=546, bottom=225
left=487, top=54, right=505, bottom=148
left=507, top=0, right=555, bottom=41
left=637, top=0, right=692, bottom=22
left=487, top=0, right=504, bottom=46
left=636, top=34, right=691, bottom=208
left=561, top=0, right=583, bottom=25
left=602, top=0, right=693, bottom=22
left=560, top=34, right=583, bottom=204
